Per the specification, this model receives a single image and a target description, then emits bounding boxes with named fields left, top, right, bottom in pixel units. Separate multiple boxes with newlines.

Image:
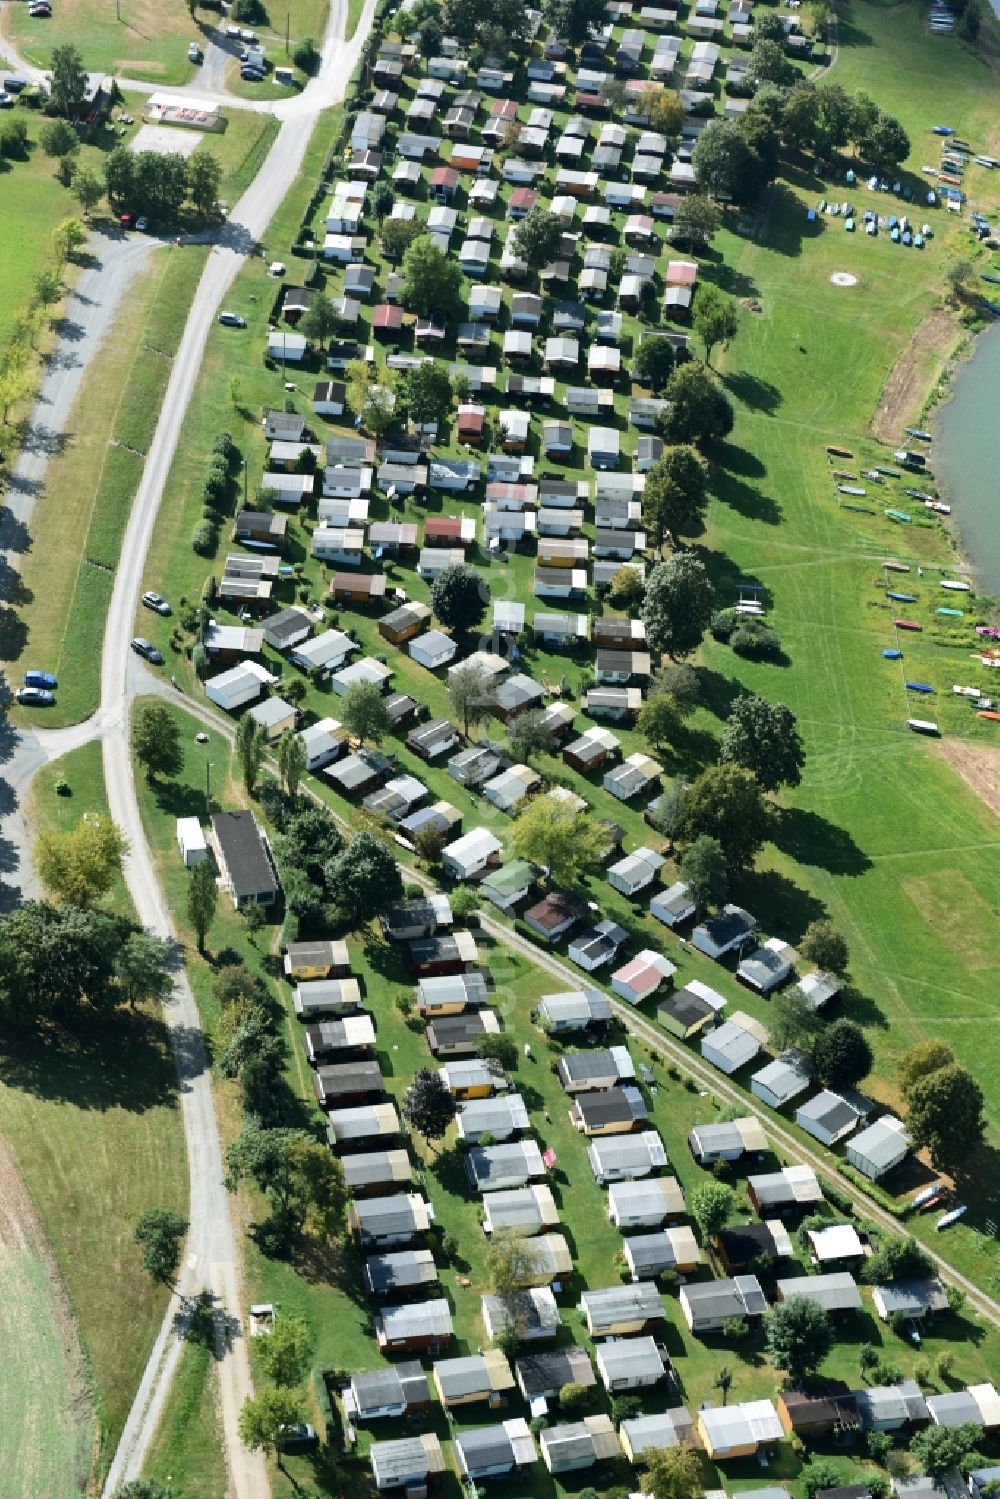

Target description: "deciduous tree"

left=814, top=1018, right=872, bottom=1090
left=637, top=693, right=681, bottom=752
left=133, top=1206, right=188, bottom=1282
left=276, top=729, right=306, bottom=798
left=340, top=679, right=392, bottom=745
left=116, top=930, right=172, bottom=1007
left=236, top=714, right=268, bottom=797
left=906, top=1065, right=985, bottom=1175
left=542, top=0, right=605, bottom=42
left=512, top=207, right=564, bottom=276
left=909, top=1422, right=983, bottom=1478
left=50, top=43, right=87, bottom=118
left=132, top=701, right=183, bottom=780
left=401, top=234, right=462, bottom=315
left=671, top=193, right=722, bottom=252
left=799, top=920, right=849, bottom=976
left=35, top=814, right=128, bottom=907
left=448, top=661, right=496, bottom=737
left=187, top=149, right=222, bottom=217
left=642, top=1444, right=702, bottom=1499
left=643, top=445, right=709, bottom=545
left=186, top=856, right=218, bottom=953
left=766, top=1295, right=834, bottom=1385
left=255, top=1314, right=312, bottom=1386
left=689, top=1180, right=734, bottom=1242
left=40, top=118, right=78, bottom=157
left=720, top=693, right=805, bottom=792
left=402, top=1067, right=457, bottom=1146
left=633, top=336, right=676, bottom=393
left=897, top=1040, right=955, bottom=1099
left=641, top=552, right=715, bottom=659
left=693, top=284, right=740, bottom=367
left=769, top=988, right=822, bottom=1051
left=431, top=562, right=487, bottom=634
left=71, top=167, right=103, bottom=219
left=326, top=832, right=403, bottom=928
left=52, top=216, right=87, bottom=263
left=238, top=1388, right=306, bottom=1460
left=507, top=709, right=555, bottom=764
left=512, top=795, right=609, bottom=888
left=607, top=565, right=646, bottom=611
left=678, top=834, right=728, bottom=912
left=657, top=361, right=735, bottom=446
left=679, top=763, right=773, bottom=872
left=644, top=86, right=684, bottom=139
left=399, top=360, right=454, bottom=427
left=299, top=294, right=341, bottom=351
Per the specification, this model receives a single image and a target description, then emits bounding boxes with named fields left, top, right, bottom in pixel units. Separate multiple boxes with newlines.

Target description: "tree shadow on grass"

left=838, top=981, right=889, bottom=1033
left=696, top=666, right=749, bottom=720
left=699, top=248, right=759, bottom=299
left=724, top=370, right=783, bottom=415
left=732, top=866, right=828, bottom=938
left=761, top=183, right=811, bottom=257
left=713, top=440, right=767, bottom=480
left=0, top=1007, right=179, bottom=1112
left=150, top=776, right=211, bottom=821
left=712, top=468, right=783, bottom=525
left=773, top=805, right=872, bottom=877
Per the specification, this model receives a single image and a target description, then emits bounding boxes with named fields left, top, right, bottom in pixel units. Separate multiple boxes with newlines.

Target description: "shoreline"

left=927, top=318, right=999, bottom=595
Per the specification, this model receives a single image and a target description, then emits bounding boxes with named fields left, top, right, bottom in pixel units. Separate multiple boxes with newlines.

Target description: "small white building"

left=847, top=1116, right=910, bottom=1181
left=176, top=817, right=207, bottom=866
left=409, top=630, right=457, bottom=671
left=443, top=827, right=503, bottom=881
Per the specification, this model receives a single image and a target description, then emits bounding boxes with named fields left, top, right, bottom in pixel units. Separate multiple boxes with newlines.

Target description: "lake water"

left=931, top=322, right=1000, bottom=595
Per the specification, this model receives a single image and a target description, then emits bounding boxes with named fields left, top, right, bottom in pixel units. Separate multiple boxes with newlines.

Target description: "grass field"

left=7, top=243, right=209, bottom=728
left=142, top=1334, right=228, bottom=1499
left=0, top=742, right=189, bottom=1472
left=0, top=1136, right=96, bottom=1499
left=3, top=0, right=196, bottom=84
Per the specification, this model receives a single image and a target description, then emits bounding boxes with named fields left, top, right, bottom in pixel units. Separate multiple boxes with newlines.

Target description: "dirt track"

left=0, top=1136, right=95, bottom=1498
left=872, top=307, right=959, bottom=440
left=938, top=736, right=1000, bottom=819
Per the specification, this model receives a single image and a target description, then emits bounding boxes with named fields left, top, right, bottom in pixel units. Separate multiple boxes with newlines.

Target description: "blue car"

left=24, top=669, right=57, bottom=689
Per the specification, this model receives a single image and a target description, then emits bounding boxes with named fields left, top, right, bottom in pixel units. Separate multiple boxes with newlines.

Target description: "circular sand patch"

left=830, top=271, right=859, bottom=287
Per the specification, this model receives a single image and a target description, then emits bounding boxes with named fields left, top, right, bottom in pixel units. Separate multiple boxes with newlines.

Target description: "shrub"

left=710, top=607, right=741, bottom=641
left=192, top=519, right=217, bottom=556
left=731, top=620, right=783, bottom=659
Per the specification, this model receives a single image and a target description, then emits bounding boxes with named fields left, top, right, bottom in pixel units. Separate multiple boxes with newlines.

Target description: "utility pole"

left=242, top=456, right=248, bottom=506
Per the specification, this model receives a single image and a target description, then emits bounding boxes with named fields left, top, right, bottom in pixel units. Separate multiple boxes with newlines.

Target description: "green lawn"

left=2, top=742, right=188, bottom=1476
left=4, top=0, right=196, bottom=84
left=8, top=243, right=209, bottom=730
left=142, top=1334, right=228, bottom=1499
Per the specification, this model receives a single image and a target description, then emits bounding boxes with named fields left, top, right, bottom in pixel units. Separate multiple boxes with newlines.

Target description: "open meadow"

left=0, top=741, right=189, bottom=1473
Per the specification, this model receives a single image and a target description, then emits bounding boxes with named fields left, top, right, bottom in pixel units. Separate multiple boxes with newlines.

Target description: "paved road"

left=97, top=0, right=379, bottom=1492
left=0, top=231, right=159, bottom=909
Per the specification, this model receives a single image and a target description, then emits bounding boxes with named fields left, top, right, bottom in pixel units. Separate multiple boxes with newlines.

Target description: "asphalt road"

left=99, top=0, right=380, bottom=1492
left=0, top=230, right=159, bottom=909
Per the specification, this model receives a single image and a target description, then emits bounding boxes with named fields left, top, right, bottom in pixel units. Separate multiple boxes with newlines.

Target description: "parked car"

left=135, top=216, right=148, bottom=232
left=188, top=41, right=202, bottom=61
left=218, top=310, right=246, bottom=327
left=120, top=213, right=135, bottom=229
left=24, top=670, right=57, bottom=689
left=142, top=590, right=171, bottom=615
left=277, top=1425, right=317, bottom=1452
left=4, top=78, right=28, bottom=94
left=131, top=638, right=164, bottom=664
left=241, top=65, right=264, bottom=80
left=0, top=94, right=13, bottom=109
left=28, top=3, right=52, bottom=17
left=16, top=687, right=54, bottom=706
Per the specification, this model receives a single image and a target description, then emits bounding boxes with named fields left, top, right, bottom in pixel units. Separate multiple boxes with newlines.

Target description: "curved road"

left=81, top=0, right=378, bottom=1492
